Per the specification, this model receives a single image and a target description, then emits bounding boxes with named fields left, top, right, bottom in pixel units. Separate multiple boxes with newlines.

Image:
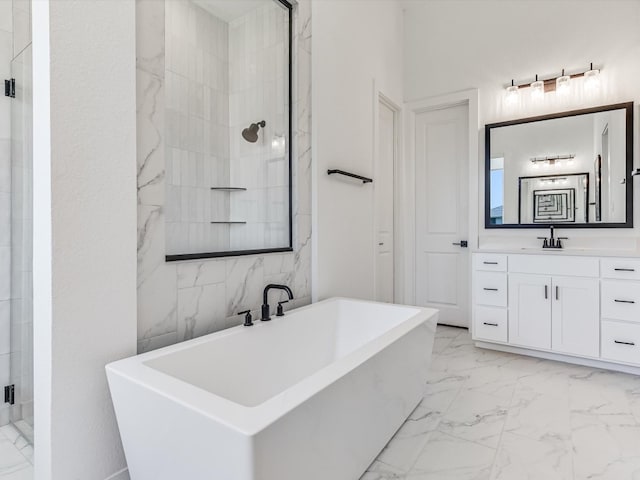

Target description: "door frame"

left=372, top=82, right=403, bottom=303
left=401, top=89, right=479, bottom=306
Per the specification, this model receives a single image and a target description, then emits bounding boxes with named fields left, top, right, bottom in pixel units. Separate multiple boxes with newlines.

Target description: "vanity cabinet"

left=508, top=274, right=551, bottom=349
left=473, top=253, right=640, bottom=372
left=551, top=276, right=599, bottom=357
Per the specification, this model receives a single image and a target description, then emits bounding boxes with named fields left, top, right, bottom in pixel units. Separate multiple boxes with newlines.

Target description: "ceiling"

left=192, top=0, right=270, bottom=22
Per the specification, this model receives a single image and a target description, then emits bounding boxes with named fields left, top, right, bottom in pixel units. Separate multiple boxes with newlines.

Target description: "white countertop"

left=473, top=248, right=640, bottom=258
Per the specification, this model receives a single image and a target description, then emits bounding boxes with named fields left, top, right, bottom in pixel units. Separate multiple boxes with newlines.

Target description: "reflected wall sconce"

left=505, top=63, right=601, bottom=101
left=530, top=154, right=575, bottom=167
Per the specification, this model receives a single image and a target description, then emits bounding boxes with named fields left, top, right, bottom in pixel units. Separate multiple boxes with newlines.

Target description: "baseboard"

left=105, top=467, right=129, bottom=480
left=475, top=341, right=640, bottom=375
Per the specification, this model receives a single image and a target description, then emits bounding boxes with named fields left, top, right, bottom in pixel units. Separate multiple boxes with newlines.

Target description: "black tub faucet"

left=261, top=284, right=294, bottom=321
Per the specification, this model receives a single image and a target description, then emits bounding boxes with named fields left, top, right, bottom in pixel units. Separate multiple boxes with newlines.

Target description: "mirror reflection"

left=486, top=103, right=633, bottom=228
left=164, top=0, right=292, bottom=259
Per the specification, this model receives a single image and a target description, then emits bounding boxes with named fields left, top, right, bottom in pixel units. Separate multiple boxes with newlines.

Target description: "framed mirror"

left=164, top=0, right=293, bottom=260
left=485, top=102, right=634, bottom=229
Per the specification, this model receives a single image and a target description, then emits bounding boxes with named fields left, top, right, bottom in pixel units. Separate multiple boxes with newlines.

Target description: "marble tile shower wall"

left=228, top=4, right=289, bottom=251
left=164, top=0, right=232, bottom=255
left=136, top=0, right=311, bottom=353
left=0, top=0, right=13, bottom=428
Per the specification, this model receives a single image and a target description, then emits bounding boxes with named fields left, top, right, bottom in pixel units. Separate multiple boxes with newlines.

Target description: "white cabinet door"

left=508, top=274, right=551, bottom=349
left=551, top=276, right=599, bottom=357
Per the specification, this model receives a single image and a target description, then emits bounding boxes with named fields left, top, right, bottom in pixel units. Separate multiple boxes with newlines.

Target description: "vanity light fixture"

left=540, top=177, right=568, bottom=186
left=530, top=154, right=575, bottom=166
left=505, top=63, right=602, bottom=100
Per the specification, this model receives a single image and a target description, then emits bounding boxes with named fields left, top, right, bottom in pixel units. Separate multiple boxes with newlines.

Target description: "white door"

left=508, top=274, right=552, bottom=349
left=415, top=104, right=469, bottom=326
left=374, top=99, right=396, bottom=303
left=552, top=276, right=599, bottom=357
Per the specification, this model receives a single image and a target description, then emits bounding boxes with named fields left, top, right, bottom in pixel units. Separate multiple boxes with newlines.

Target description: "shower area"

left=0, top=0, right=34, bottom=478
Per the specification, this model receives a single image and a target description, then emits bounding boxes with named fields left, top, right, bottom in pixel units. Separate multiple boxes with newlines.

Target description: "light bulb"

left=505, top=80, right=519, bottom=106
left=584, top=64, right=600, bottom=92
left=556, top=69, right=570, bottom=96
left=531, top=75, right=544, bottom=100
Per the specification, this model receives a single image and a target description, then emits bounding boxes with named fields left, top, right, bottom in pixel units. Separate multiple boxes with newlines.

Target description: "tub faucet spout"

left=261, top=284, right=294, bottom=321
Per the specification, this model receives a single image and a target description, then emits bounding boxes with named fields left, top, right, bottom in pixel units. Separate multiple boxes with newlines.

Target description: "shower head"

left=242, top=120, right=266, bottom=143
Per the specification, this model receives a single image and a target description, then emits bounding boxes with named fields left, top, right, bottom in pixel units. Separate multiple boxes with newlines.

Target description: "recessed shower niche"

left=164, top=0, right=292, bottom=260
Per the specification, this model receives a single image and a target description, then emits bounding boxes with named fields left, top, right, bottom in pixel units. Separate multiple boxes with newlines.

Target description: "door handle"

left=452, top=240, right=468, bottom=248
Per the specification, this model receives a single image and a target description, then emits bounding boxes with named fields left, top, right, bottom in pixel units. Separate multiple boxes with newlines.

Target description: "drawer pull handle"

left=614, top=299, right=635, bottom=304
left=545, top=285, right=548, bottom=299
left=483, top=288, right=498, bottom=291
left=614, top=268, right=636, bottom=272
left=483, top=322, right=499, bottom=327
left=614, top=340, right=636, bottom=346
left=483, top=261, right=498, bottom=265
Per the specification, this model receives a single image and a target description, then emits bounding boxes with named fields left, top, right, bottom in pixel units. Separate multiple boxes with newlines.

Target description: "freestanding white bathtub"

left=106, top=297, right=438, bottom=480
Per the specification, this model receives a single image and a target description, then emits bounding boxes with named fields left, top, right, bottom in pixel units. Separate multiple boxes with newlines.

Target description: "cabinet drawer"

left=601, top=258, right=640, bottom=281
left=474, top=272, right=507, bottom=307
left=473, top=254, right=507, bottom=272
left=601, top=320, right=640, bottom=365
left=602, top=280, right=640, bottom=323
left=474, top=307, right=507, bottom=342
left=509, top=255, right=599, bottom=277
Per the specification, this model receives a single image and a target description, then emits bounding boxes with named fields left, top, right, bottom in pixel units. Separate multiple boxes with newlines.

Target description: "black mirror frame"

left=484, top=102, right=634, bottom=229
left=166, top=0, right=294, bottom=261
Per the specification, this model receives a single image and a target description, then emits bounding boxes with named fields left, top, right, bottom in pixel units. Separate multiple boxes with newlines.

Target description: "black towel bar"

left=327, top=169, right=373, bottom=184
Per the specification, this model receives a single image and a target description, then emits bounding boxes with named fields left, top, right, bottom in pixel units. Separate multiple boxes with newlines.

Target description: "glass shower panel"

left=9, top=44, right=33, bottom=441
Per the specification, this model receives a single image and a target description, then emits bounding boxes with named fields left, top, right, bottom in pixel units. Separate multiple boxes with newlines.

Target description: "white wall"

left=313, top=0, right=404, bottom=301
left=33, top=1, right=138, bottom=479
left=404, top=0, right=640, bottom=252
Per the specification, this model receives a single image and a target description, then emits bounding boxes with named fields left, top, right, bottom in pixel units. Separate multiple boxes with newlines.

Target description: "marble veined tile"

left=438, top=388, right=509, bottom=448
left=409, top=431, right=495, bottom=480
left=490, top=432, right=572, bottom=480
left=360, top=460, right=406, bottom=480
left=571, top=412, right=640, bottom=479
left=504, top=382, right=571, bottom=442
left=376, top=403, right=441, bottom=472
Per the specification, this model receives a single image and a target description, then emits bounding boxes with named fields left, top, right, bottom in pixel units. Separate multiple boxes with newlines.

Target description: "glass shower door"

left=8, top=43, right=33, bottom=446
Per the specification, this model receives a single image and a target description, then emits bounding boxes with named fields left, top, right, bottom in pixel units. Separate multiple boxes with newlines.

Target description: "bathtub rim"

left=106, top=297, right=438, bottom=436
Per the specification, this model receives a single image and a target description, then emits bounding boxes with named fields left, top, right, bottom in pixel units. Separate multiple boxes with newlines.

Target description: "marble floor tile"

left=408, top=431, right=496, bottom=480
left=437, top=388, right=509, bottom=448
left=0, top=423, right=32, bottom=479
left=490, top=432, right=573, bottom=480
left=362, top=325, right=640, bottom=480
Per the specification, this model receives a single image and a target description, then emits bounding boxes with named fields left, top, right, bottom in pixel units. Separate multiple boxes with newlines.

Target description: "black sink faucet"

left=261, top=284, right=294, bottom=321
left=538, top=225, right=568, bottom=249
